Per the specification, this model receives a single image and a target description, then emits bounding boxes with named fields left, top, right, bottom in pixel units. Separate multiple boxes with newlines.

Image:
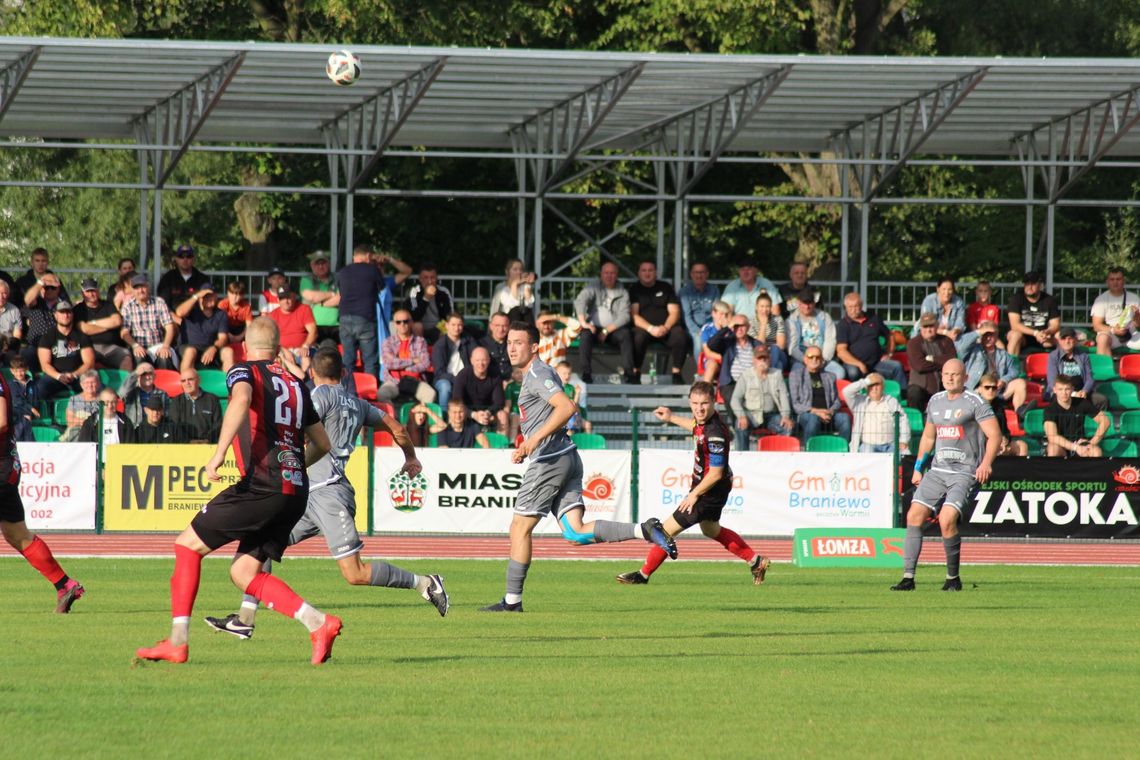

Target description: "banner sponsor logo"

left=811, top=537, right=875, bottom=557
left=793, top=528, right=905, bottom=567
left=1111, top=464, right=1140, bottom=489
left=786, top=469, right=874, bottom=517
left=936, top=425, right=963, bottom=439
left=17, top=443, right=96, bottom=531
left=389, top=471, right=428, bottom=512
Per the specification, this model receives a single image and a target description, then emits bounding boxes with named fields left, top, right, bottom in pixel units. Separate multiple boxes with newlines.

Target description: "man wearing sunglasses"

left=974, top=372, right=1028, bottom=457
left=157, top=244, right=211, bottom=312
left=378, top=308, right=435, bottom=405
left=15, top=247, right=69, bottom=306
left=18, top=271, right=68, bottom=371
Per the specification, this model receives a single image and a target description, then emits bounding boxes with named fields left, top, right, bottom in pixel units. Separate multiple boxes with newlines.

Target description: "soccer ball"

left=326, top=50, right=360, bottom=86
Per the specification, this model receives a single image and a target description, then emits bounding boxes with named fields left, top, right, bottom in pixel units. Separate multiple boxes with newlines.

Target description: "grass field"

left=2, top=556, right=1137, bottom=759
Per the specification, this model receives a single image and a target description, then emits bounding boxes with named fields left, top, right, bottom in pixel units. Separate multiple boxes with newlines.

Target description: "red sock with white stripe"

left=713, top=527, right=756, bottom=563
left=640, top=546, right=669, bottom=578
left=19, top=536, right=67, bottom=588
left=245, top=572, right=323, bottom=632
left=170, top=544, right=203, bottom=645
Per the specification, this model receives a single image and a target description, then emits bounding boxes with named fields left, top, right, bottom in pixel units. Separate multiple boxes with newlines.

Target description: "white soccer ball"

left=326, top=50, right=361, bottom=86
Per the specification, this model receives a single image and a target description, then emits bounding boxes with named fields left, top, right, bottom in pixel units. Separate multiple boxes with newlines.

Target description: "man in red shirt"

left=267, top=288, right=316, bottom=373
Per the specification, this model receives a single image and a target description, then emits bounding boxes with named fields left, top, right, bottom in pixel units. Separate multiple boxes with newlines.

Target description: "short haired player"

left=136, top=318, right=343, bottom=665
left=616, top=381, right=771, bottom=585
left=203, top=347, right=449, bottom=640
left=892, top=358, right=1001, bottom=592
left=480, top=321, right=676, bottom=612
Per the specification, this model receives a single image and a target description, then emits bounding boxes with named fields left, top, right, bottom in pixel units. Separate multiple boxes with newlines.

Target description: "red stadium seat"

left=1004, top=409, right=1026, bottom=438
left=353, top=372, right=378, bottom=401
left=1024, top=380, right=1044, bottom=405
left=892, top=350, right=909, bottom=374
left=153, top=369, right=183, bottom=397
left=230, top=341, right=246, bottom=364
left=757, top=435, right=801, bottom=452
left=372, top=401, right=396, bottom=418
left=1023, top=353, right=1048, bottom=381
left=1120, top=354, right=1140, bottom=381
left=373, top=430, right=395, bottom=447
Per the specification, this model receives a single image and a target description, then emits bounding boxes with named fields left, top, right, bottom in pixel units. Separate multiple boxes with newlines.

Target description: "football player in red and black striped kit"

left=0, top=374, right=85, bottom=612
left=136, top=317, right=341, bottom=665
left=616, top=380, right=772, bottom=585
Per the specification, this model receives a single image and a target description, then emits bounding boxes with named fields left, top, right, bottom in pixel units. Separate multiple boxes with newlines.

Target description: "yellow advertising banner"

left=104, top=444, right=369, bottom=533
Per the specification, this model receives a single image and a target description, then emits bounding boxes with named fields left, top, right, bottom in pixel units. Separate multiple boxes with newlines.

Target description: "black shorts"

left=190, top=481, right=308, bottom=562
left=672, top=482, right=731, bottom=531
left=0, top=481, right=24, bottom=523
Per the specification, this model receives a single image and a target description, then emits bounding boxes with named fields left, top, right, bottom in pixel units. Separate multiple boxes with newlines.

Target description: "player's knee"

left=558, top=516, right=595, bottom=545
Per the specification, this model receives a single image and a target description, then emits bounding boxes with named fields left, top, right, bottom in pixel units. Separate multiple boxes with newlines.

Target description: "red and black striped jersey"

left=692, top=412, right=732, bottom=486
left=226, top=360, right=318, bottom=494
left=0, top=373, right=19, bottom=486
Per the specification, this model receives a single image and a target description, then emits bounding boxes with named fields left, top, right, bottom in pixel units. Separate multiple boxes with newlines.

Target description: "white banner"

left=16, top=442, right=97, bottom=531
left=637, top=449, right=894, bottom=535
left=373, top=448, right=632, bottom=534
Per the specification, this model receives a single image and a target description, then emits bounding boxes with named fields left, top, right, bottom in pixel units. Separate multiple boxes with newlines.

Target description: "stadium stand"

left=805, top=434, right=849, bottom=453
left=757, top=435, right=801, bottom=452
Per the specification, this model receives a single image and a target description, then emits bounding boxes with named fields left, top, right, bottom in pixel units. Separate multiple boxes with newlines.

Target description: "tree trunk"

left=234, top=166, right=277, bottom=270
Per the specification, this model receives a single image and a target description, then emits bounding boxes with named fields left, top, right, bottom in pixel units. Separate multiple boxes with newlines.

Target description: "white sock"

left=504, top=593, right=522, bottom=605
left=170, top=616, right=190, bottom=646
left=413, top=574, right=429, bottom=597
left=294, top=602, right=324, bottom=633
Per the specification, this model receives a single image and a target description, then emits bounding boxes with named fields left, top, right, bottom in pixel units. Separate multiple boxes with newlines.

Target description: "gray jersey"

left=925, top=389, right=993, bottom=474
left=308, top=382, right=384, bottom=487
left=518, top=359, right=576, bottom=461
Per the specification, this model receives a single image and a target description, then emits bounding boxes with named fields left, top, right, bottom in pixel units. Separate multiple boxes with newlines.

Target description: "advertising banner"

left=637, top=450, right=894, bottom=535
left=17, top=442, right=96, bottom=531
left=104, top=444, right=369, bottom=533
left=372, top=448, right=631, bottom=534
left=792, top=528, right=906, bottom=568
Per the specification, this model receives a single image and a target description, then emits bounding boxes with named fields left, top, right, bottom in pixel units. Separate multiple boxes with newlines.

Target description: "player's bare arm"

left=513, top=390, right=577, bottom=463
left=911, top=422, right=936, bottom=486
left=206, top=381, right=251, bottom=481
left=653, top=406, right=696, bottom=433
left=976, top=416, right=1002, bottom=484
left=303, top=421, right=331, bottom=467
left=379, top=414, right=423, bottom=477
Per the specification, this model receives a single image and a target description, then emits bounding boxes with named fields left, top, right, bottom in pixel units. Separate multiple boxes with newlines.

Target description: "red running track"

left=1, top=534, right=1138, bottom=565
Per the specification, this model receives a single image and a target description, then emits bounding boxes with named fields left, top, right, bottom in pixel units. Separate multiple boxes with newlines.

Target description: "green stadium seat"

left=53, top=397, right=72, bottom=427
left=1101, top=437, right=1138, bottom=457
left=198, top=369, right=228, bottom=398
left=32, top=426, right=61, bottom=442
left=1083, top=415, right=1114, bottom=438
left=572, top=432, right=607, bottom=450
left=97, top=368, right=130, bottom=392
left=484, top=432, right=510, bottom=449
left=1097, top=381, right=1140, bottom=410
left=883, top=379, right=901, bottom=400
left=904, top=406, right=924, bottom=437
left=805, top=434, right=849, bottom=453
left=1023, top=408, right=1045, bottom=438
left=1089, top=354, right=1118, bottom=382
left=1022, top=437, right=1045, bottom=456
left=1119, top=410, right=1140, bottom=438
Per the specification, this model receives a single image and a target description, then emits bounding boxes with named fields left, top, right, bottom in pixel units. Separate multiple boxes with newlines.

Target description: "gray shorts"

left=289, top=479, right=363, bottom=560
left=913, top=468, right=978, bottom=515
left=514, top=449, right=584, bottom=519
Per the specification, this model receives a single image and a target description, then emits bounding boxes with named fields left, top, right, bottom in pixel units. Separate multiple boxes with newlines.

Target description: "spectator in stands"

left=679, top=261, right=719, bottom=354
left=120, top=273, right=177, bottom=370
left=0, top=280, right=23, bottom=362
left=174, top=283, right=233, bottom=373
left=555, top=361, right=591, bottom=434
left=7, top=357, right=38, bottom=441
left=169, top=368, right=223, bottom=443
left=367, top=247, right=414, bottom=333
left=436, top=399, right=489, bottom=449
left=777, top=260, right=820, bottom=315
left=721, top=256, right=779, bottom=319
left=337, top=246, right=388, bottom=381
left=1006, top=270, right=1061, bottom=357
left=747, top=293, right=787, bottom=369
left=431, top=313, right=476, bottom=409
left=107, top=258, right=136, bottom=307
left=1043, top=375, right=1110, bottom=458
left=906, top=312, right=957, bottom=412
left=914, top=276, right=966, bottom=351
left=79, top=388, right=130, bottom=444
left=267, top=288, right=316, bottom=372
left=841, top=373, right=908, bottom=454
left=481, top=312, right=512, bottom=381
left=835, top=291, right=905, bottom=385
left=975, top=371, right=1028, bottom=457
left=574, top=261, right=634, bottom=385
left=1044, top=326, right=1107, bottom=409
left=706, top=315, right=760, bottom=403
left=378, top=308, right=435, bottom=405
left=1091, top=266, right=1140, bottom=356
left=785, top=288, right=843, bottom=380
left=220, top=281, right=253, bottom=343
left=489, top=258, right=536, bottom=323
left=158, top=244, right=210, bottom=313
left=961, top=320, right=1027, bottom=410
left=966, top=280, right=1001, bottom=333
left=729, top=344, right=794, bottom=450
left=536, top=310, right=581, bottom=368
left=131, top=394, right=183, bottom=444
left=20, top=272, right=67, bottom=370
left=119, top=363, right=170, bottom=427
left=35, top=300, right=95, bottom=400
left=789, top=347, right=851, bottom=443
left=699, top=301, right=735, bottom=381
left=405, top=262, right=453, bottom=344
left=454, top=347, right=507, bottom=433
left=62, top=370, right=102, bottom=441
left=405, top=403, right=443, bottom=448
left=257, top=266, right=287, bottom=315
left=73, top=278, right=132, bottom=371
left=300, top=250, right=341, bottom=347
left=16, top=247, right=69, bottom=305
left=628, top=259, right=688, bottom=385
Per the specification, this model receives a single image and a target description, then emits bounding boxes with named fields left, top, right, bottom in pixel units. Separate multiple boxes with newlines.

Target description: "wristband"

left=914, top=453, right=929, bottom=473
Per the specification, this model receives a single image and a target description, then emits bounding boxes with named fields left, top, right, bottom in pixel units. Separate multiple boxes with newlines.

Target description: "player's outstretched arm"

left=206, top=381, right=251, bottom=480
left=304, top=421, right=331, bottom=467
left=378, top=414, right=422, bottom=477
left=653, top=406, right=695, bottom=433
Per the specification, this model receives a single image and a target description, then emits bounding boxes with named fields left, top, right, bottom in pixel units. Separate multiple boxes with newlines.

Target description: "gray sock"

left=506, top=559, right=530, bottom=597
left=370, top=561, right=416, bottom=589
left=944, top=535, right=961, bottom=578
left=593, top=520, right=637, bottom=543
left=903, top=525, right=923, bottom=577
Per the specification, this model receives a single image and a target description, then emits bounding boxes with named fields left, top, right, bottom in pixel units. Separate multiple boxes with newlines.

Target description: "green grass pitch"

left=1, top=557, right=1137, bottom=758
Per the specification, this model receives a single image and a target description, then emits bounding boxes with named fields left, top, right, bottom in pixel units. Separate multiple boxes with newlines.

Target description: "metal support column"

left=344, top=194, right=355, bottom=263
left=1045, top=204, right=1056, bottom=291
left=840, top=157, right=850, bottom=285
left=859, top=203, right=870, bottom=298
left=150, top=189, right=163, bottom=286
left=1024, top=168, right=1034, bottom=272
left=138, top=152, right=149, bottom=267
left=328, top=155, right=339, bottom=269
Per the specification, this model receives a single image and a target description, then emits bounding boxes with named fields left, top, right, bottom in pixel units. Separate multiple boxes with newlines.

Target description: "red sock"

left=171, top=544, right=203, bottom=618
left=20, top=536, right=66, bottom=586
left=245, top=572, right=304, bottom=618
left=713, top=527, right=756, bottom=563
left=640, top=546, right=669, bottom=578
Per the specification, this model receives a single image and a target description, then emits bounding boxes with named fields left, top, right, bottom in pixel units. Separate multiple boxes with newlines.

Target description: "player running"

left=204, top=347, right=448, bottom=639
left=616, top=381, right=770, bottom=585
left=136, top=318, right=342, bottom=665
left=0, top=373, right=84, bottom=612
left=892, top=358, right=1000, bottom=592
left=480, top=321, right=676, bottom=612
